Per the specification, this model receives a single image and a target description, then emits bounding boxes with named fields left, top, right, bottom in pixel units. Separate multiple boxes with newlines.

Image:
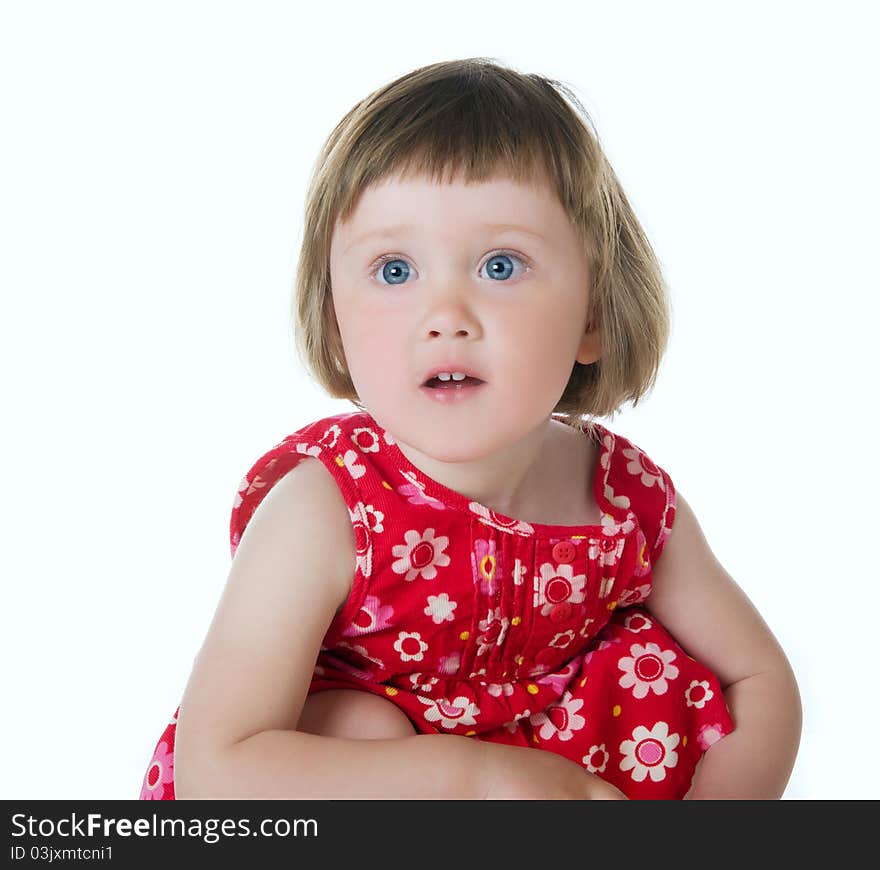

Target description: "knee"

left=297, top=689, right=417, bottom=740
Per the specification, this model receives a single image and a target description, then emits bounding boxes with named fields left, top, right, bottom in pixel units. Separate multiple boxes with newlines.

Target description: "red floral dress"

left=141, top=411, right=734, bottom=800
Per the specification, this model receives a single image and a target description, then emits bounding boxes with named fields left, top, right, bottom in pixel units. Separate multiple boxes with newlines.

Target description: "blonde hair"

left=293, top=57, right=670, bottom=428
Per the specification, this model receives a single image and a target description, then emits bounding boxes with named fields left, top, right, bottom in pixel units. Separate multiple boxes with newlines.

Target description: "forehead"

left=334, top=171, right=567, bottom=247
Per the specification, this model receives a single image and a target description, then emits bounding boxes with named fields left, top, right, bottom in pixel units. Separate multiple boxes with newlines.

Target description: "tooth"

left=451, top=372, right=466, bottom=381
left=437, top=372, right=452, bottom=381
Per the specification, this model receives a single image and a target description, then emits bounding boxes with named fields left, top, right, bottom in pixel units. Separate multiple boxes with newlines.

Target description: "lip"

left=420, top=364, right=486, bottom=386
left=419, top=381, right=487, bottom=404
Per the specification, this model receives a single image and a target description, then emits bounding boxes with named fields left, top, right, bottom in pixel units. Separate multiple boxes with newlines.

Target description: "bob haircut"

left=293, top=57, right=670, bottom=428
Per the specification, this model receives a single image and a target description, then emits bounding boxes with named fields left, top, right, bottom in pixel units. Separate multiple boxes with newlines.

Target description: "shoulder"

left=230, top=411, right=370, bottom=554
left=242, top=456, right=357, bottom=614
left=595, top=424, right=676, bottom=563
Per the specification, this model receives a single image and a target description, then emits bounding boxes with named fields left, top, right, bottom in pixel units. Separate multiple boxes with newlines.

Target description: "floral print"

left=391, top=528, right=451, bottom=582
left=619, top=721, right=681, bottom=783
left=141, top=411, right=734, bottom=800
left=617, top=642, right=680, bottom=699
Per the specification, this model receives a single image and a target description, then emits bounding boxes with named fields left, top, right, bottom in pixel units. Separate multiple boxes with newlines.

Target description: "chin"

left=397, top=421, right=498, bottom=464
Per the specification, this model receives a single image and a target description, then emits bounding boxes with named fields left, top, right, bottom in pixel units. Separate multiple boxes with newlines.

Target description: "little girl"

left=140, top=57, right=801, bottom=800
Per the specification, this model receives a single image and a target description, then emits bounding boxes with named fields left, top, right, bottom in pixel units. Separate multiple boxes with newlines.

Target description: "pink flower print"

left=340, top=448, right=366, bottom=480
left=391, top=528, right=451, bottom=581
left=618, top=642, right=679, bottom=699
left=409, top=672, right=439, bottom=693
left=685, top=680, right=715, bottom=710
left=342, top=594, right=394, bottom=637
left=424, top=592, right=457, bottom=624
left=469, top=502, right=535, bottom=536
left=397, top=470, right=446, bottom=509
left=632, top=527, right=651, bottom=578
left=533, top=563, right=586, bottom=615
left=351, top=426, right=381, bottom=454
left=618, top=585, right=652, bottom=609
left=476, top=606, right=509, bottom=656
left=318, top=424, right=342, bottom=450
left=601, top=480, right=632, bottom=514
left=438, top=652, right=461, bottom=675
left=471, top=538, right=499, bottom=596
left=362, top=503, right=385, bottom=533
left=697, top=722, right=728, bottom=750
left=549, top=630, right=575, bottom=649
left=296, top=443, right=323, bottom=459
left=536, top=659, right=579, bottom=694
left=578, top=617, right=596, bottom=638
left=418, top=695, right=480, bottom=730
left=589, top=534, right=626, bottom=569
left=487, top=681, right=515, bottom=699
left=656, top=493, right=676, bottom=559
left=348, top=502, right=374, bottom=581
left=619, top=722, right=680, bottom=783
left=233, top=476, right=249, bottom=510
left=621, top=609, right=653, bottom=633
left=582, top=744, right=609, bottom=774
left=530, top=693, right=586, bottom=742
left=140, top=740, right=174, bottom=800
left=393, top=630, right=428, bottom=663
left=623, top=445, right=666, bottom=492
left=240, top=472, right=270, bottom=501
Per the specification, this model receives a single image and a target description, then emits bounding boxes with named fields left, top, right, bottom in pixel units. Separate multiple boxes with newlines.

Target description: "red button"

left=549, top=602, right=573, bottom=623
left=552, top=540, right=576, bottom=563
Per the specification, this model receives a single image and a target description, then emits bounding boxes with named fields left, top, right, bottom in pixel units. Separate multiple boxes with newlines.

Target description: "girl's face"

left=328, top=171, right=600, bottom=463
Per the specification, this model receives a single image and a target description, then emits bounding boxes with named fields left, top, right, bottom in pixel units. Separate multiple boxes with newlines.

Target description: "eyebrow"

left=344, top=223, right=546, bottom=254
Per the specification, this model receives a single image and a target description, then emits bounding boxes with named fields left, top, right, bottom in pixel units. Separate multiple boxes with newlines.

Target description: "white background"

left=2, top=0, right=877, bottom=799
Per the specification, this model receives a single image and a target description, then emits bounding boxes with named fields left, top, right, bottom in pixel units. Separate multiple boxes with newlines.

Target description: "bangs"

left=331, top=60, right=602, bottom=228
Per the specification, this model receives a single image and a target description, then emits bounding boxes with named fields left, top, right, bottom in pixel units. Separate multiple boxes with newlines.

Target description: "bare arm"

left=646, top=492, right=802, bottom=799
left=193, top=731, right=484, bottom=800
left=173, top=455, right=626, bottom=800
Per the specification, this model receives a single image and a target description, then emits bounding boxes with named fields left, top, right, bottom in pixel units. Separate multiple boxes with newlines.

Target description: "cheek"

left=337, top=302, right=404, bottom=379
left=497, top=305, right=584, bottom=403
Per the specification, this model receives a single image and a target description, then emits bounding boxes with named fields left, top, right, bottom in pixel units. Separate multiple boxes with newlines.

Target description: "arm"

left=645, top=492, right=802, bottom=799
left=174, top=457, right=482, bottom=799
left=173, top=456, right=623, bottom=800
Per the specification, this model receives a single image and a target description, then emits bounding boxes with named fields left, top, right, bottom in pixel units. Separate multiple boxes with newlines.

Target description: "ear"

left=575, top=323, right=602, bottom=366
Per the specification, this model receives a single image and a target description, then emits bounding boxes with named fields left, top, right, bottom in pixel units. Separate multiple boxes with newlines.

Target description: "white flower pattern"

left=530, top=693, right=587, bottom=742
left=619, top=721, right=680, bottom=783
left=418, top=695, right=480, bottom=730
left=184, top=413, right=734, bottom=805
left=618, top=642, right=680, bottom=699
left=391, top=528, right=451, bottom=581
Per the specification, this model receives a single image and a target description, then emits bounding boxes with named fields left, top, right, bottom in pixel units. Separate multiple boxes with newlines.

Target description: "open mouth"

left=422, top=375, right=485, bottom=389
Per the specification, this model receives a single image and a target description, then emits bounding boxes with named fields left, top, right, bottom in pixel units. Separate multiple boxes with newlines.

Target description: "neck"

left=392, top=417, right=559, bottom=517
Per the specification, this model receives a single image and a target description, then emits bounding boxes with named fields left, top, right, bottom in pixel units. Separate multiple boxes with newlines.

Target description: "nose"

left=422, top=276, right=482, bottom=340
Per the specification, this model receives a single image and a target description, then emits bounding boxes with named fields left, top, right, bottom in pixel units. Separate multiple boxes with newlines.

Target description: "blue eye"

left=370, top=250, right=528, bottom=285
left=377, top=258, right=411, bottom=285
left=482, top=253, right=516, bottom=281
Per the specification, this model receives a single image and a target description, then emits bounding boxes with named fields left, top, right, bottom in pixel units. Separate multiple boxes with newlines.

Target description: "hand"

left=478, top=741, right=628, bottom=800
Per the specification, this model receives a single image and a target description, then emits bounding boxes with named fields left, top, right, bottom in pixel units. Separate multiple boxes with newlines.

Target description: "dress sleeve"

left=650, top=461, right=677, bottom=566
left=226, top=418, right=377, bottom=643
left=228, top=433, right=325, bottom=558
left=606, top=430, right=678, bottom=579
